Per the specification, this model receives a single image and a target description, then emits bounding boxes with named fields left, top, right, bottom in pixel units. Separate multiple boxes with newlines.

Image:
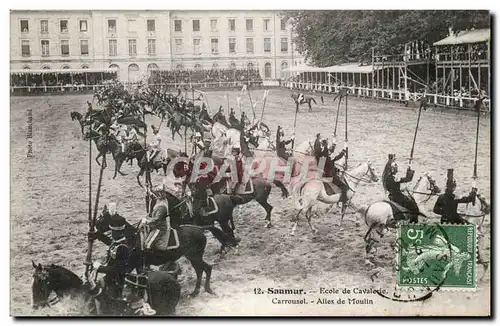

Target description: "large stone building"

left=10, top=10, right=304, bottom=82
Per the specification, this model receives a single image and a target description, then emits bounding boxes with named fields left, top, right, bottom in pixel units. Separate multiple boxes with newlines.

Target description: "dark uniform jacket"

left=433, top=192, right=475, bottom=224
left=385, top=169, right=414, bottom=201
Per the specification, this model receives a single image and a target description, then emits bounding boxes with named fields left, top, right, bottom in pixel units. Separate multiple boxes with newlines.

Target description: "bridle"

left=343, top=163, right=378, bottom=185
left=411, top=175, right=440, bottom=204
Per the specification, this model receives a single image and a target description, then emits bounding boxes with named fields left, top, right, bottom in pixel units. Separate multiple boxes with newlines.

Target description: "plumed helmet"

left=108, top=202, right=117, bottom=216
left=109, top=214, right=126, bottom=232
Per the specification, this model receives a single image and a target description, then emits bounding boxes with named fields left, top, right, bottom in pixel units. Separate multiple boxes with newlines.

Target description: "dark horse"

left=84, top=131, right=127, bottom=179
left=70, top=111, right=89, bottom=137
left=96, top=208, right=239, bottom=296
left=31, top=261, right=181, bottom=315
left=125, top=142, right=169, bottom=189
left=291, top=92, right=317, bottom=112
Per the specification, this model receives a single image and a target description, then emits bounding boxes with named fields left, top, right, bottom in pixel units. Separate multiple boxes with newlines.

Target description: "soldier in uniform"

left=88, top=203, right=142, bottom=299
left=227, top=146, right=244, bottom=194
left=213, top=106, right=228, bottom=126
left=433, top=169, right=477, bottom=224
left=328, top=140, right=348, bottom=203
left=275, top=126, right=294, bottom=160
left=147, top=125, right=162, bottom=163
left=192, top=132, right=205, bottom=155
left=382, top=156, right=420, bottom=222
left=240, top=111, right=248, bottom=131
left=313, top=133, right=322, bottom=165
left=229, top=108, right=239, bottom=128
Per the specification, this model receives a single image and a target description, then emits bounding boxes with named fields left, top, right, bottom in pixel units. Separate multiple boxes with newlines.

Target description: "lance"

left=247, top=86, right=256, bottom=121
left=344, top=90, right=348, bottom=170
left=260, top=90, right=268, bottom=123
left=226, top=92, right=230, bottom=116
left=333, top=91, right=342, bottom=139
left=291, top=102, right=299, bottom=153
left=409, top=100, right=423, bottom=166
left=473, top=96, right=484, bottom=184
left=84, top=107, right=93, bottom=276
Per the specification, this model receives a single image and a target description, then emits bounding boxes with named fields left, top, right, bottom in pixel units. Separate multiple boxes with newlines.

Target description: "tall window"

left=60, top=20, right=68, bottom=33
left=228, top=38, right=236, bottom=53
left=228, top=19, right=235, bottom=31
left=280, top=19, right=286, bottom=31
left=211, top=38, right=218, bottom=54
left=108, top=19, right=116, bottom=33
left=61, top=40, right=69, bottom=56
left=264, top=38, right=271, bottom=53
left=147, top=39, right=156, bottom=55
left=80, top=40, right=89, bottom=55
left=245, top=19, right=253, bottom=31
left=20, top=20, right=29, bottom=33
left=174, top=20, right=182, bottom=32
left=263, top=19, right=271, bottom=31
left=264, top=62, right=272, bottom=78
left=41, top=40, right=50, bottom=56
left=128, top=39, right=137, bottom=56
left=281, top=38, right=288, bottom=53
left=193, top=39, right=201, bottom=55
left=175, top=39, right=183, bottom=54
left=40, top=20, right=48, bottom=34
left=109, top=39, right=117, bottom=56
left=127, top=19, right=136, bottom=33
left=281, top=61, right=289, bottom=78
left=192, top=19, right=200, bottom=32
left=246, top=38, right=253, bottom=53
left=80, top=20, right=88, bottom=32
left=210, top=19, right=218, bottom=32
left=21, top=40, right=30, bottom=56
left=147, top=19, right=155, bottom=32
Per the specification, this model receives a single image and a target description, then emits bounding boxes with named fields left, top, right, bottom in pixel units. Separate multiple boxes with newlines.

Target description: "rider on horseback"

left=433, top=169, right=477, bottom=224
left=313, top=133, right=322, bottom=164
left=227, top=146, right=244, bottom=195
left=327, top=138, right=348, bottom=204
left=229, top=108, right=239, bottom=128
left=147, top=125, right=162, bottom=163
left=123, top=126, right=138, bottom=153
left=192, top=132, right=205, bottom=155
left=276, top=126, right=294, bottom=160
left=213, top=106, right=228, bottom=126
left=382, top=154, right=420, bottom=223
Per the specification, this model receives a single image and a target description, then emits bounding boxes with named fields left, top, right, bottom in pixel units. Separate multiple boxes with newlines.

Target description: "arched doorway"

left=109, top=64, right=120, bottom=79
left=61, top=65, right=70, bottom=70
left=128, top=63, right=140, bottom=83
left=147, top=63, right=159, bottom=77
left=194, top=63, right=202, bottom=71
left=22, top=65, right=30, bottom=70
left=176, top=64, right=184, bottom=71
left=280, top=61, right=288, bottom=78
left=42, top=66, right=51, bottom=70
left=264, top=62, right=272, bottom=78
left=81, top=65, right=89, bottom=69
left=247, top=62, right=254, bottom=70
left=229, top=62, right=236, bottom=70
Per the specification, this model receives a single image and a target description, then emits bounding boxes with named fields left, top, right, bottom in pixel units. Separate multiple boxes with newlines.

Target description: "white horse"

left=359, top=172, right=441, bottom=253
left=211, top=122, right=274, bottom=157
left=290, top=161, right=379, bottom=235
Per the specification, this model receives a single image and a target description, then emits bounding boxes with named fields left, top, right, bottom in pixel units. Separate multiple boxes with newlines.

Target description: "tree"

left=280, top=10, right=490, bottom=66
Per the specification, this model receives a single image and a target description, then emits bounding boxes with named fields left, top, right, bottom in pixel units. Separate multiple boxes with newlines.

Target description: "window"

left=281, top=61, right=289, bottom=78
left=174, top=19, right=182, bottom=32
left=42, top=66, right=51, bottom=70
left=147, top=39, right=156, bottom=55
left=108, top=19, right=116, bottom=33
left=281, top=38, right=288, bottom=52
left=20, top=20, right=29, bottom=33
left=127, top=19, right=136, bottom=33
left=82, top=65, right=89, bottom=69
left=210, top=19, right=217, bottom=32
left=246, top=19, right=253, bottom=31
left=41, top=40, right=50, bottom=56
left=280, top=19, right=286, bottom=31
left=80, top=20, right=88, bottom=32
left=264, top=38, right=271, bottom=53
left=21, top=40, right=30, bottom=56
left=263, top=19, right=271, bottom=31
left=61, top=40, right=69, bottom=56
left=175, top=39, right=183, bottom=54
left=192, top=19, right=200, bottom=32
left=193, top=38, right=201, bottom=55
left=40, top=20, right=48, bottom=34
left=228, top=19, right=235, bottom=31
left=246, top=38, right=253, bottom=53
left=228, top=38, right=236, bottom=53
left=211, top=38, right=218, bottom=54
left=128, top=39, right=137, bottom=56
left=264, top=62, right=272, bottom=78
left=147, top=63, right=159, bottom=76
left=62, top=65, right=70, bottom=70
left=80, top=40, right=89, bottom=55
left=60, top=20, right=68, bottom=33
left=147, top=19, right=155, bottom=32
left=109, top=39, right=117, bottom=56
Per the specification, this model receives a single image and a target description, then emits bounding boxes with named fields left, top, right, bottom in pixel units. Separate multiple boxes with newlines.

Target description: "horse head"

left=345, top=161, right=379, bottom=188
left=411, top=172, right=441, bottom=204
left=31, top=261, right=52, bottom=309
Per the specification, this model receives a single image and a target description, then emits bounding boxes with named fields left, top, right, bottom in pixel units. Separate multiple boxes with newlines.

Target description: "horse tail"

left=201, top=226, right=240, bottom=247
left=357, top=204, right=370, bottom=225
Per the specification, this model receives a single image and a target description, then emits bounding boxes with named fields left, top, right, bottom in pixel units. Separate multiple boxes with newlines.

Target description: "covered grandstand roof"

left=284, top=62, right=379, bottom=74
left=433, top=28, right=490, bottom=46
left=10, top=68, right=119, bottom=74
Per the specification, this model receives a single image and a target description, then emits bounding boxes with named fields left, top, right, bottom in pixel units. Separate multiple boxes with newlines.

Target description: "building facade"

left=10, top=10, right=304, bottom=82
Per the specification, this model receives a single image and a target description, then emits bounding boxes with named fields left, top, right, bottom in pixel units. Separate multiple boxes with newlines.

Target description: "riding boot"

left=409, top=213, right=418, bottom=224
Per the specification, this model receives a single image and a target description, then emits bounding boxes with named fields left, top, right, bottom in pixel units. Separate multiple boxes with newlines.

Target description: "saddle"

left=323, top=182, right=340, bottom=196
left=202, top=196, right=218, bottom=216
left=143, top=227, right=180, bottom=251
left=383, top=200, right=412, bottom=221
left=226, top=179, right=254, bottom=195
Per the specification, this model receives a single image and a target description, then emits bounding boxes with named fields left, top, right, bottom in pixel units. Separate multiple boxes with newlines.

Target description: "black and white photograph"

left=9, top=8, right=491, bottom=316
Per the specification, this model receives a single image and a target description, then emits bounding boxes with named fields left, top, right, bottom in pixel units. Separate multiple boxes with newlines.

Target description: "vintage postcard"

left=10, top=9, right=491, bottom=316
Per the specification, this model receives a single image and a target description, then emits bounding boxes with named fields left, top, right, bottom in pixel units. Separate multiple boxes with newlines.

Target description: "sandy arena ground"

left=10, top=89, right=490, bottom=316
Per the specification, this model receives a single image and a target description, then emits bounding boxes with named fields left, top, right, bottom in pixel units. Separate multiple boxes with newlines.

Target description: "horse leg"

left=188, top=260, right=203, bottom=297
left=137, top=167, right=145, bottom=188
left=202, top=260, right=214, bottom=294
left=95, top=152, right=102, bottom=166
left=273, top=180, right=289, bottom=198
left=256, top=197, right=273, bottom=228
left=291, top=209, right=302, bottom=236
left=162, top=163, right=167, bottom=176
left=308, top=101, right=312, bottom=112
left=306, top=207, right=317, bottom=233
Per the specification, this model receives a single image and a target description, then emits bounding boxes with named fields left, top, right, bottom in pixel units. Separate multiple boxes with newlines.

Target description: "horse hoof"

left=312, top=229, right=317, bottom=234
left=189, top=291, right=200, bottom=298
left=205, top=289, right=216, bottom=295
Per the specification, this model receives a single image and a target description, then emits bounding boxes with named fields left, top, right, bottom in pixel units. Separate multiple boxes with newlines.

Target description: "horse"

left=84, top=131, right=127, bottom=178
left=291, top=92, right=317, bottom=112
left=70, top=111, right=88, bottom=137
left=31, top=261, right=182, bottom=315
left=359, top=172, right=441, bottom=254
left=96, top=207, right=239, bottom=297
left=290, top=161, right=380, bottom=235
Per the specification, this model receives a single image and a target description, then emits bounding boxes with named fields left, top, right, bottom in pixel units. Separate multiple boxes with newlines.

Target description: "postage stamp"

left=397, top=223, right=477, bottom=289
